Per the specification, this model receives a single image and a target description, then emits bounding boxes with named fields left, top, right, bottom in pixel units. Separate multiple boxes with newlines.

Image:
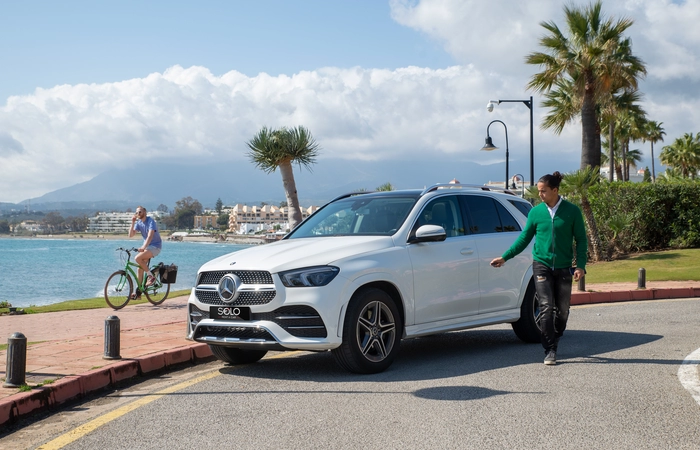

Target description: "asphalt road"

left=6, top=298, right=700, bottom=449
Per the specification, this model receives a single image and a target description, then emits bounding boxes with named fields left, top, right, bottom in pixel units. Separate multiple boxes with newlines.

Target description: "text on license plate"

left=210, top=306, right=250, bottom=320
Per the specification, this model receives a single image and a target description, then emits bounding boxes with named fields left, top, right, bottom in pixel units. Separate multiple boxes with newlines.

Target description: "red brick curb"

left=0, top=343, right=213, bottom=427
left=571, top=287, right=700, bottom=305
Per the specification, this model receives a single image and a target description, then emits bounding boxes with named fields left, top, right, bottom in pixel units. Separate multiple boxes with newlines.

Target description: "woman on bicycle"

left=128, top=206, right=162, bottom=299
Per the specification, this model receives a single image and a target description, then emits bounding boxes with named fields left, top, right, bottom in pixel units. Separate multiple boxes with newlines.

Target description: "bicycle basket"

left=161, top=264, right=178, bottom=284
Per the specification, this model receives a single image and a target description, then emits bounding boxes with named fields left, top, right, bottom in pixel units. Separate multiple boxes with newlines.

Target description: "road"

left=3, top=298, right=700, bottom=449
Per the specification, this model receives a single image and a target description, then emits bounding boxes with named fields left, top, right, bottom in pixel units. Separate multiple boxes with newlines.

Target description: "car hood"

left=199, top=236, right=395, bottom=274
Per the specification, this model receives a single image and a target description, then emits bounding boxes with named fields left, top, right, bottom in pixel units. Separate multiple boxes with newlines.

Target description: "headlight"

left=279, top=266, right=340, bottom=287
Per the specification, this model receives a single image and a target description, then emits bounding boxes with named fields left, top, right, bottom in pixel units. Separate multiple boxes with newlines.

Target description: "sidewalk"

left=2, top=282, right=700, bottom=427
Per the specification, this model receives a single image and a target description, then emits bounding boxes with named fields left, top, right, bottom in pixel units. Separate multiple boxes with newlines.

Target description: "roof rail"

left=327, top=191, right=375, bottom=203
left=421, top=183, right=517, bottom=196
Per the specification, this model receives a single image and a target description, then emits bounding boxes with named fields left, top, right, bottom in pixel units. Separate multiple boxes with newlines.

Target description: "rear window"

left=508, top=199, right=532, bottom=218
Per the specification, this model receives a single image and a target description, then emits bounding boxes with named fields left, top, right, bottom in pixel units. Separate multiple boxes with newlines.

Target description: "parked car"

left=186, top=183, right=538, bottom=373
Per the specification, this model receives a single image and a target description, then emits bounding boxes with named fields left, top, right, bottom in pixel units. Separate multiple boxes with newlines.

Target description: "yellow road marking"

left=38, top=352, right=297, bottom=449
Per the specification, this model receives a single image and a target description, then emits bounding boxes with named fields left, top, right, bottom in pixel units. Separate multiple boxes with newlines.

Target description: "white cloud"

left=1, top=64, right=567, bottom=202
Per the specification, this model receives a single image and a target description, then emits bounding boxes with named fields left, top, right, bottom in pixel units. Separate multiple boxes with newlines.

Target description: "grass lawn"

left=585, top=248, right=700, bottom=284
left=0, top=289, right=191, bottom=315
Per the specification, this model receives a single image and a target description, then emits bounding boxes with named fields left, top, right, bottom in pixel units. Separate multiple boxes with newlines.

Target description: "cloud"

left=0, top=131, right=24, bottom=156
left=0, top=64, right=570, bottom=202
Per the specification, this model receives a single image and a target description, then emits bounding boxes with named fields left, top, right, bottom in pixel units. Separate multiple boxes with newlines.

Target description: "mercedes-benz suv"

left=186, top=183, right=539, bottom=373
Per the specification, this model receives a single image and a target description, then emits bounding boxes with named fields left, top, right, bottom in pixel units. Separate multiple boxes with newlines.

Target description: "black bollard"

left=103, top=315, right=121, bottom=360
left=638, top=268, right=646, bottom=289
left=4, top=332, right=27, bottom=388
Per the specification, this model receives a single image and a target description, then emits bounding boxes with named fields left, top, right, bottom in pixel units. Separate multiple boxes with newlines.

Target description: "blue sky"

left=1, top=1, right=450, bottom=101
left=1, top=0, right=700, bottom=203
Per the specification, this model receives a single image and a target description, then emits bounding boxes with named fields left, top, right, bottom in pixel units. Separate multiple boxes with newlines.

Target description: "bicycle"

left=104, top=247, right=170, bottom=309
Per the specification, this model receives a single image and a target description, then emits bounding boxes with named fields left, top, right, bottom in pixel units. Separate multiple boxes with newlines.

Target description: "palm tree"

left=642, top=121, right=665, bottom=182
left=247, top=126, right=320, bottom=230
left=375, top=182, right=395, bottom=192
left=526, top=1, right=646, bottom=171
left=659, top=133, right=700, bottom=179
left=560, top=167, right=604, bottom=262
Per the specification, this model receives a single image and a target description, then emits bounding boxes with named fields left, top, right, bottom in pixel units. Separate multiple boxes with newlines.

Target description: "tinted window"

left=508, top=199, right=532, bottom=218
left=414, top=196, right=465, bottom=238
left=495, top=201, right=521, bottom=232
left=462, top=195, right=520, bottom=234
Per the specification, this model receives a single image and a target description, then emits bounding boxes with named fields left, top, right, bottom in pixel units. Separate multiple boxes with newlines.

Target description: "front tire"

left=209, top=346, right=268, bottom=365
left=332, top=287, right=402, bottom=374
left=511, top=281, right=541, bottom=343
left=104, top=271, right=133, bottom=310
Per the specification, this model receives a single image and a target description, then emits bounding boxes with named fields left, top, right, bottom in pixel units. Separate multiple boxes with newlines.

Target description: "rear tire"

left=511, top=281, right=541, bottom=343
left=332, top=287, right=402, bottom=374
left=104, top=271, right=133, bottom=310
left=145, top=280, right=170, bottom=305
left=209, top=346, right=268, bottom=364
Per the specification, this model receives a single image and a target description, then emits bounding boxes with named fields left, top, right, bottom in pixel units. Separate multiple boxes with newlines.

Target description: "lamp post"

left=481, top=120, right=509, bottom=189
left=511, top=173, right=525, bottom=197
left=486, top=96, right=534, bottom=186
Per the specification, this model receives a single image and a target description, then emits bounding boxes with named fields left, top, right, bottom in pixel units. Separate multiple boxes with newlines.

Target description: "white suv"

left=186, top=183, right=539, bottom=373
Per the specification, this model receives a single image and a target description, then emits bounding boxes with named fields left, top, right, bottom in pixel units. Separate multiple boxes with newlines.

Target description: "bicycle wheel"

left=144, top=279, right=170, bottom=305
left=104, top=270, right=133, bottom=310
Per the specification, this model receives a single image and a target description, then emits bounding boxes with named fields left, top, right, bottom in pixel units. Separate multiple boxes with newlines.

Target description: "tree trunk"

left=608, top=122, right=615, bottom=182
left=650, top=142, right=656, bottom=183
left=580, top=74, right=601, bottom=170
left=581, top=196, right=603, bottom=262
left=279, top=160, right=303, bottom=230
left=615, top=164, right=623, bottom=182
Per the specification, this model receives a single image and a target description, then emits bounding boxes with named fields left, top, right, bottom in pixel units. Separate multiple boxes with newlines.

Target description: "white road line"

left=678, top=347, right=700, bottom=407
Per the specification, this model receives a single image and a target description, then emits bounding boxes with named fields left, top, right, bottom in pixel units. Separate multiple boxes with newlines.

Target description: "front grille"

left=190, top=304, right=327, bottom=338
left=198, top=270, right=273, bottom=285
left=193, top=326, right=275, bottom=341
left=195, top=290, right=276, bottom=306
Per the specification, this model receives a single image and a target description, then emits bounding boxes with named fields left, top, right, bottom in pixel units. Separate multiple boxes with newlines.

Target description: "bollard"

left=103, top=315, right=121, bottom=360
left=638, top=267, right=646, bottom=289
left=577, top=275, right=585, bottom=292
left=3, top=332, right=27, bottom=388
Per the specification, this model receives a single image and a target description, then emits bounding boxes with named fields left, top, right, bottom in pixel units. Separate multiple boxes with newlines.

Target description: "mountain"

left=7, top=157, right=506, bottom=213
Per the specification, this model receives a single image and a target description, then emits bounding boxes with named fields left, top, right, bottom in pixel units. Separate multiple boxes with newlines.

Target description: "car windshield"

left=288, top=195, right=418, bottom=238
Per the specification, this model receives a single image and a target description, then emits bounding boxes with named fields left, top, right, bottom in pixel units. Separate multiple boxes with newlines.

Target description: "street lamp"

left=481, top=120, right=509, bottom=189
left=486, top=96, right=534, bottom=186
left=511, top=173, right=525, bottom=197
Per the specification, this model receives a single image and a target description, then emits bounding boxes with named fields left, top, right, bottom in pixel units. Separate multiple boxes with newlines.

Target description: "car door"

left=461, top=194, right=531, bottom=314
left=407, top=195, right=481, bottom=324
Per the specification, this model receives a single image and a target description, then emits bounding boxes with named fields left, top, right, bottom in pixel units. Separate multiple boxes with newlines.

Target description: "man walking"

left=490, top=172, right=587, bottom=365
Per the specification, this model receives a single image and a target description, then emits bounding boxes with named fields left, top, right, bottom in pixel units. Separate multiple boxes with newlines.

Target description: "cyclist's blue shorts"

left=146, top=245, right=161, bottom=257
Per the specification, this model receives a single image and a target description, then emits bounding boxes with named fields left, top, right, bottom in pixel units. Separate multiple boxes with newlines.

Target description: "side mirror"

left=409, top=224, right=447, bottom=243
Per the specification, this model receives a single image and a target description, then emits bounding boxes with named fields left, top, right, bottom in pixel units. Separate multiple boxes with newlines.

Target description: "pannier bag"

left=161, top=264, right=178, bottom=284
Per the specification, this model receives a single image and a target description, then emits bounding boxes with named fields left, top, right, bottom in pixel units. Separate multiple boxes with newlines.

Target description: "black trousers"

left=533, top=262, right=573, bottom=353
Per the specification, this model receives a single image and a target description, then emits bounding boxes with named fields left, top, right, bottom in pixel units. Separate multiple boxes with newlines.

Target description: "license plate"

left=210, top=306, right=250, bottom=320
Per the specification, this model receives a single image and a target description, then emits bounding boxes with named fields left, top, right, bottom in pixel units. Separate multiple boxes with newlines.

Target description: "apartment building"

left=227, top=204, right=318, bottom=233
left=87, top=211, right=164, bottom=233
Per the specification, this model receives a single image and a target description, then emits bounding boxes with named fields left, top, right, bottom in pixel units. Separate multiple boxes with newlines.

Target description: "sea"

left=0, top=238, right=252, bottom=308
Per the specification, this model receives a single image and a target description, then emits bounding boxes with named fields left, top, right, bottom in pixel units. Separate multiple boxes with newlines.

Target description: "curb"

left=0, top=343, right=213, bottom=427
left=571, top=286, right=700, bottom=306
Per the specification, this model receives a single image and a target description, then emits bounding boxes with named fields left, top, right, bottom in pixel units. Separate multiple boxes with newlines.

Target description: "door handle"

left=460, top=248, right=474, bottom=255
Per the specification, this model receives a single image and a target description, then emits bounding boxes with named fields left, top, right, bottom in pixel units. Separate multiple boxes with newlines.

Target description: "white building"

left=227, top=204, right=319, bottom=234
left=87, top=211, right=164, bottom=233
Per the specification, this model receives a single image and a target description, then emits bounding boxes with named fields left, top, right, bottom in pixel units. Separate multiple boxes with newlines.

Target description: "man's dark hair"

left=538, top=171, right=563, bottom=189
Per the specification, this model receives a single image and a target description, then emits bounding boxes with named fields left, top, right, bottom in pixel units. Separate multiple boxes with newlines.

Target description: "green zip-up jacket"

left=502, top=198, right=588, bottom=270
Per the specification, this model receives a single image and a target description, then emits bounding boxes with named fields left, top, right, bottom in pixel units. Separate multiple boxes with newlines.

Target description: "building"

left=87, top=211, right=164, bottom=233
left=193, top=215, right=216, bottom=229
left=227, top=204, right=319, bottom=234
